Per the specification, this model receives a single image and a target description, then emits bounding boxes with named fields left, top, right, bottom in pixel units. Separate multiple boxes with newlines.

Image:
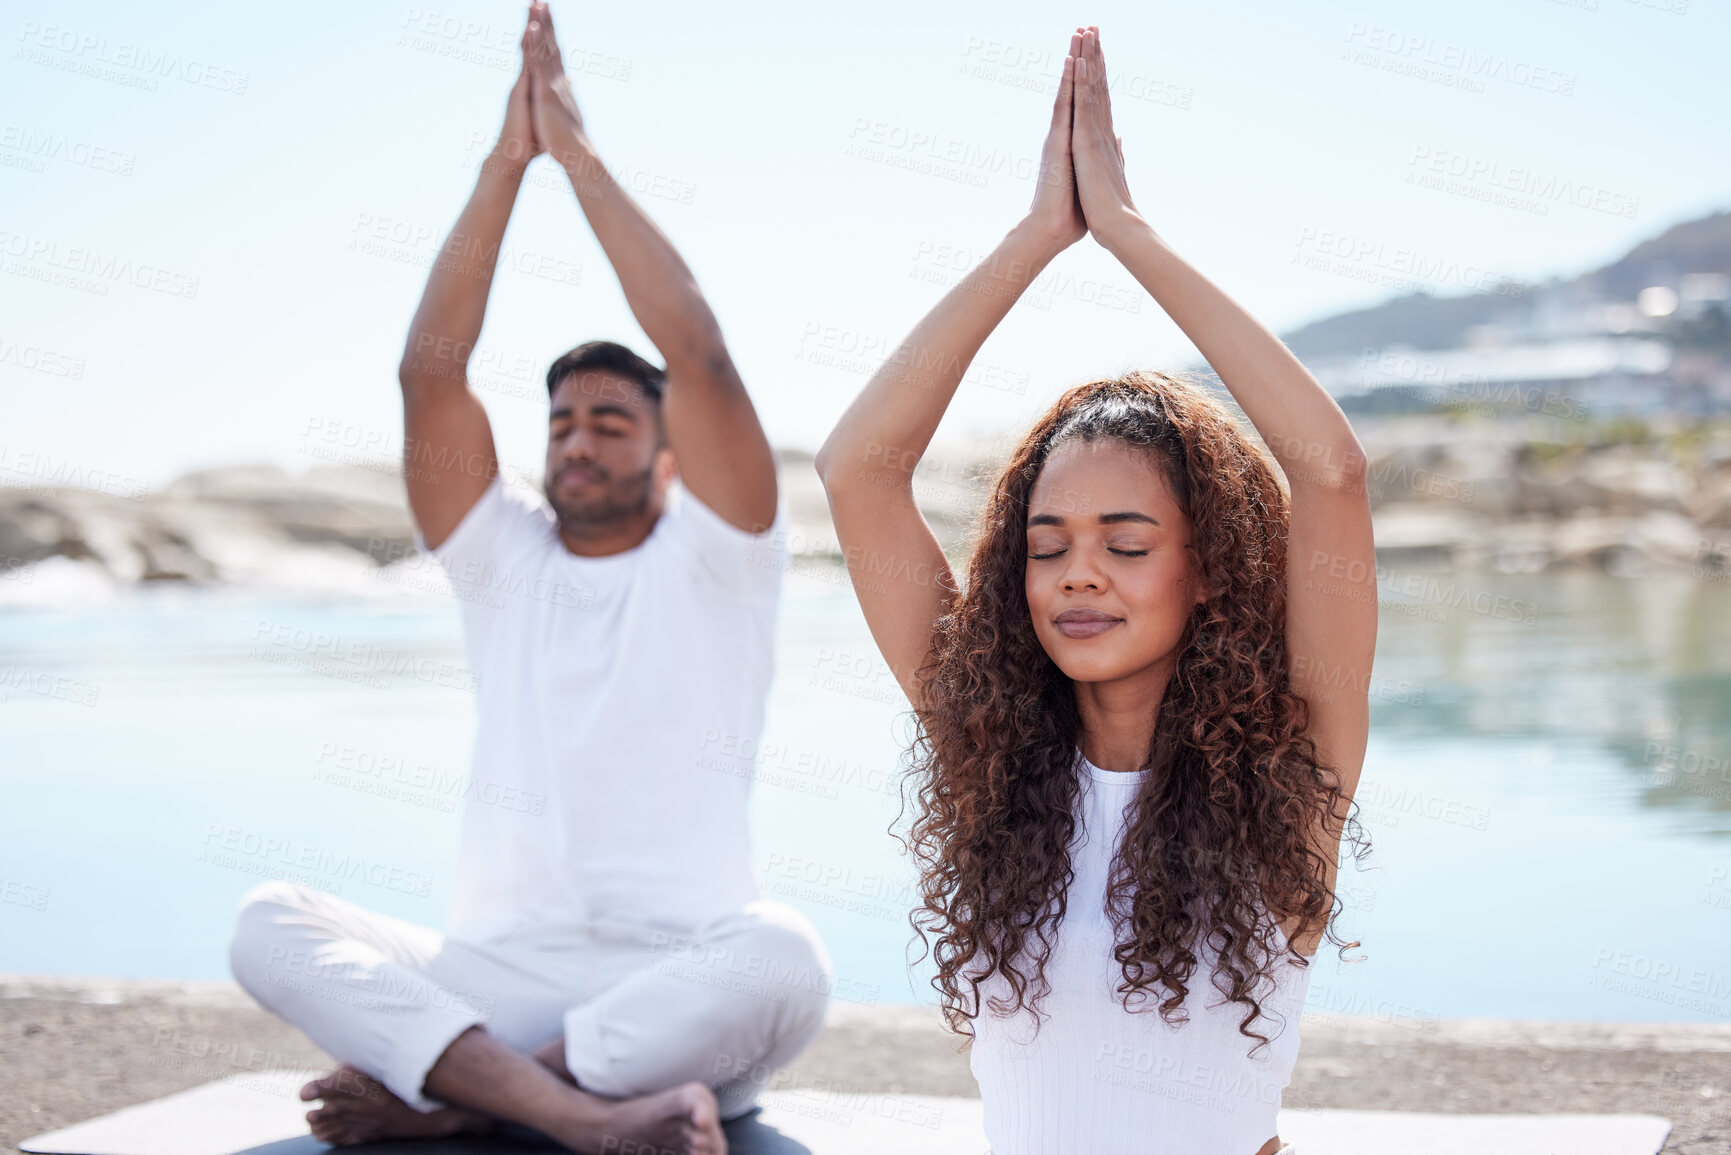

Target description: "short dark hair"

left=545, top=340, right=666, bottom=405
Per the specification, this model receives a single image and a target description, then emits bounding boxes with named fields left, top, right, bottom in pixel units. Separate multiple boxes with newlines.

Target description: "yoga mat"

left=1276, top=1107, right=1672, bottom=1154
left=18, top=1070, right=1673, bottom=1155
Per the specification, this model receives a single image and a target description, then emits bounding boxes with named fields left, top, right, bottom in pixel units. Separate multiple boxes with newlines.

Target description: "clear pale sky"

left=3, top=0, right=1725, bottom=489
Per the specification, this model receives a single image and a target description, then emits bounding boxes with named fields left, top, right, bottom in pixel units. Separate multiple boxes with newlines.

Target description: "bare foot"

left=299, top=1065, right=495, bottom=1146
left=569, top=1081, right=726, bottom=1155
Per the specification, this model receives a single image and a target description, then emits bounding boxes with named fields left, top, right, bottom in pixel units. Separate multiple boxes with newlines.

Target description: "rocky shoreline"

left=3, top=415, right=1730, bottom=604
left=1, top=975, right=1726, bottom=1154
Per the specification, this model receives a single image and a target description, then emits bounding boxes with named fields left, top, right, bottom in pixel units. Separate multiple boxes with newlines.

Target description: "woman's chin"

left=1046, top=648, right=1138, bottom=686
left=1041, top=636, right=1180, bottom=688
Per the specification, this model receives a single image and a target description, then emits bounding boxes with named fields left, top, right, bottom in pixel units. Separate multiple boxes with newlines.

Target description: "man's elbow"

left=396, top=352, right=428, bottom=390
left=813, top=439, right=846, bottom=493
left=664, top=326, right=737, bottom=391
left=398, top=356, right=463, bottom=401
left=397, top=368, right=434, bottom=412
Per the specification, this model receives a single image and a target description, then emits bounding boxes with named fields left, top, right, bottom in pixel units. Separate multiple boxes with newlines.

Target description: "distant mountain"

left=1280, top=290, right=1521, bottom=359
left=1280, top=209, right=1731, bottom=358
left=1585, top=209, right=1731, bottom=300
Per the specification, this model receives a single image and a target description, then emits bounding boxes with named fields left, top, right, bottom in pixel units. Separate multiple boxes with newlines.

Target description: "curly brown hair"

left=902, top=369, right=1369, bottom=1057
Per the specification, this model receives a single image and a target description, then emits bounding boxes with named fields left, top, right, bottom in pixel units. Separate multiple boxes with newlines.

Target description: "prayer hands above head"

left=1070, top=26, right=1145, bottom=247
left=524, top=0, right=588, bottom=164
left=1025, top=30, right=1087, bottom=256
left=497, top=17, right=544, bottom=167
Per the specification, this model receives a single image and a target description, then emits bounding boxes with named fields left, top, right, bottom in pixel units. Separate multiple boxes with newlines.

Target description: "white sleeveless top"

left=968, top=751, right=1313, bottom=1154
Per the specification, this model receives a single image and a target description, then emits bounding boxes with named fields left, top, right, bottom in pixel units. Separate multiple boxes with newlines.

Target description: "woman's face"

left=1024, top=437, right=1206, bottom=685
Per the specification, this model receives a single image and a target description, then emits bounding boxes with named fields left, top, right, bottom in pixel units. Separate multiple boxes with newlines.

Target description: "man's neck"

left=555, top=508, right=662, bottom=557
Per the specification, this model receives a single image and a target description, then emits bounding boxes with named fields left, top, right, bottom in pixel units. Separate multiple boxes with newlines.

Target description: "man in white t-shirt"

left=227, top=8, right=827, bottom=1153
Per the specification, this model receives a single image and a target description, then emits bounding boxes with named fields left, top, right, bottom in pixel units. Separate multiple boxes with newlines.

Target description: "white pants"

left=228, top=880, right=832, bottom=1119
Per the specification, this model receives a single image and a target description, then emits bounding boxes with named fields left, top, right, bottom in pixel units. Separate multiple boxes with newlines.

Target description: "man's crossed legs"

left=229, top=881, right=832, bottom=1154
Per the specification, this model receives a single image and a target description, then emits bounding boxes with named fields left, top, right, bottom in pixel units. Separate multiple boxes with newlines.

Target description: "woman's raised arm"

left=1068, top=27, right=1377, bottom=852
left=815, top=37, right=1088, bottom=708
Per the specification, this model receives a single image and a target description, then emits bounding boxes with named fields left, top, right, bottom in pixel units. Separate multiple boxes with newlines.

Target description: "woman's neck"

left=1073, top=659, right=1174, bottom=773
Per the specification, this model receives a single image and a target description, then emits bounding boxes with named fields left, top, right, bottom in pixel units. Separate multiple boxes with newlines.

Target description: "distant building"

left=1279, top=208, right=1731, bottom=418
left=1307, top=336, right=1678, bottom=419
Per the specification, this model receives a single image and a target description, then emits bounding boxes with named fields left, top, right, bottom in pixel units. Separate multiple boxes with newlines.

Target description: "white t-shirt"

left=969, top=751, right=1312, bottom=1154
left=414, top=473, right=786, bottom=943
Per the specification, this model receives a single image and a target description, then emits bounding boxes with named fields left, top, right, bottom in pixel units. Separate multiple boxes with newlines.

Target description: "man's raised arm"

left=396, top=22, right=543, bottom=550
left=524, top=2, right=776, bottom=534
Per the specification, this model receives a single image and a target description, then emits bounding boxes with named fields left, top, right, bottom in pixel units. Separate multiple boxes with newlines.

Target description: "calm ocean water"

left=1, top=564, right=1728, bottom=1025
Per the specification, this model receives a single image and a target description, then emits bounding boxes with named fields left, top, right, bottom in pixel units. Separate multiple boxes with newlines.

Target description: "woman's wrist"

left=548, top=129, right=597, bottom=176
left=482, top=142, right=532, bottom=182
left=1090, top=208, right=1158, bottom=259
left=1006, top=217, right=1075, bottom=272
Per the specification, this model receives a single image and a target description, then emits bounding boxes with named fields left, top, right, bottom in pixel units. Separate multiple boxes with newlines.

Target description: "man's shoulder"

left=424, top=473, right=557, bottom=581
left=663, top=482, right=785, bottom=545
left=658, top=483, right=787, bottom=597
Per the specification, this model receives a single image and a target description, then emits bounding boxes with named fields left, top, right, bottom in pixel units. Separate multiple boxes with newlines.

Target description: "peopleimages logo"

left=0, top=228, right=201, bottom=299
left=312, top=742, right=548, bottom=816
left=1588, top=949, right=1731, bottom=1015
left=0, top=665, right=101, bottom=707
left=1293, top=227, right=1524, bottom=297
left=1406, top=147, right=1640, bottom=220
left=200, top=824, right=436, bottom=898
left=250, top=619, right=481, bottom=692
left=15, top=22, right=251, bottom=94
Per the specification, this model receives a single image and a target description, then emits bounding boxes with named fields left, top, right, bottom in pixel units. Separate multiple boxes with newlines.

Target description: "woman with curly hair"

left=815, top=27, right=1376, bottom=1155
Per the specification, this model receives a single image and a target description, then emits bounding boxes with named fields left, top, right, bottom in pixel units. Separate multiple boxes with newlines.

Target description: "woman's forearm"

left=1098, top=219, right=1368, bottom=487
left=816, top=220, right=1064, bottom=489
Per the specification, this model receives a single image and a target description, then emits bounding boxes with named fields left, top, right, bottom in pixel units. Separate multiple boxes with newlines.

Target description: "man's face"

left=544, top=369, right=671, bottom=528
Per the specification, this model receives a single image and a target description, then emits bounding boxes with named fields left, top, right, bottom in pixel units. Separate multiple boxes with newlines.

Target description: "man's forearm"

left=552, top=136, right=724, bottom=372
left=398, top=147, right=530, bottom=390
left=529, top=1036, right=576, bottom=1085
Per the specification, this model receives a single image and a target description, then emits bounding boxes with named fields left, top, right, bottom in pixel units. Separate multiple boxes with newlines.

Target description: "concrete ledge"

left=0, top=975, right=259, bottom=1012
left=815, top=993, right=1731, bottom=1051
left=4, top=974, right=1727, bottom=1155
left=17, top=974, right=1729, bottom=1054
